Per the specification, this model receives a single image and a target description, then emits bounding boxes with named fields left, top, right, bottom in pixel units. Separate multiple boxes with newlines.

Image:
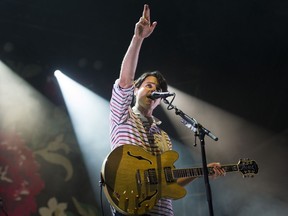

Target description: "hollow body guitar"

left=101, top=145, right=258, bottom=215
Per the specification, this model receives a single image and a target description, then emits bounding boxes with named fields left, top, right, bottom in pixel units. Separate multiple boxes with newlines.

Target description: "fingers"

left=209, top=162, right=226, bottom=179
left=142, top=4, right=150, bottom=21
left=135, top=4, right=157, bottom=38
left=140, top=4, right=151, bottom=26
left=213, top=166, right=226, bottom=177
left=140, top=16, right=150, bottom=26
left=150, top=21, right=157, bottom=30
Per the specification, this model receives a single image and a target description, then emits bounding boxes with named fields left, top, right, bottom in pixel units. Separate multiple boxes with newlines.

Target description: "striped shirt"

left=110, top=79, right=174, bottom=216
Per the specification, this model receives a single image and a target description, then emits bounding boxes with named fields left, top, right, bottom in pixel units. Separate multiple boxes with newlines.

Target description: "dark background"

left=1, top=1, right=288, bottom=215
left=1, top=0, right=288, bottom=133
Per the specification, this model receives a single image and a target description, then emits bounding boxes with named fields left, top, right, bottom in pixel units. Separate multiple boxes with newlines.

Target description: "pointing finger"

left=142, top=4, right=150, bottom=21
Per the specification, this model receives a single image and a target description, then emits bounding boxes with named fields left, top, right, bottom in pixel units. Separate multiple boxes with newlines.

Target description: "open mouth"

left=147, top=95, right=152, bottom=100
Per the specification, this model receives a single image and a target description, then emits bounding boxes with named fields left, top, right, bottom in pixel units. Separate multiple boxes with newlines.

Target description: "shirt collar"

left=132, top=106, right=162, bottom=125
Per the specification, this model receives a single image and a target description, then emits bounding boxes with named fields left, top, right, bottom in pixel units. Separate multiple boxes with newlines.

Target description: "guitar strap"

left=141, top=116, right=170, bottom=153
left=132, top=106, right=170, bottom=153
left=158, top=130, right=170, bottom=152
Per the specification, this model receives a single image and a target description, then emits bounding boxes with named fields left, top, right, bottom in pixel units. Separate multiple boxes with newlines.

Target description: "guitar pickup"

left=144, top=169, right=158, bottom=184
left=164, top=167, right=175, bottom=183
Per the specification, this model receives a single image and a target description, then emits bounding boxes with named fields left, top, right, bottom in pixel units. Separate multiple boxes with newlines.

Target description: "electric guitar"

left=101, top=145, right=258, bottom=215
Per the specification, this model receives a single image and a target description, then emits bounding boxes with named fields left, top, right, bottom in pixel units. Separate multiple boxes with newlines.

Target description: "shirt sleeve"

left=110, top=79, right=134, bottom=124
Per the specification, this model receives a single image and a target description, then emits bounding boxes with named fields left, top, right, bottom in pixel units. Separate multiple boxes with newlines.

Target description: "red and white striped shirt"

left=109, top=79, right=174, bottom=216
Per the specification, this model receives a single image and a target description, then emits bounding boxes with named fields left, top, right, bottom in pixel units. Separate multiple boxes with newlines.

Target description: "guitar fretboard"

left=172, top=165, right=239, bottom=179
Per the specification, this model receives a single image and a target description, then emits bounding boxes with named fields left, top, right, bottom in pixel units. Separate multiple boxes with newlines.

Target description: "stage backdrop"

left=0, top=64, right=102, bottom=216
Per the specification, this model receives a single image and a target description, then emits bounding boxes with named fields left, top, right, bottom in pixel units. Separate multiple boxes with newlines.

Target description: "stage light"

left=54, top=69, right=62, bottom=77
left=54, top=70, right=111, bottom=201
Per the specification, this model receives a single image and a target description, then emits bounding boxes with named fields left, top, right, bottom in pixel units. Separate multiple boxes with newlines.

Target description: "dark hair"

left=134, top=71, right=168, bottom=92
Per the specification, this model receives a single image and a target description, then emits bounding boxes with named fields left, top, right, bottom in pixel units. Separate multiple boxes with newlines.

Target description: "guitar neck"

left=172, top=164, right=239, bottom=179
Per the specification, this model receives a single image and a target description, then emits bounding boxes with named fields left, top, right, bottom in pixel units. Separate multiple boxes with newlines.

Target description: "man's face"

left=134, top=76, right=162, bottom=111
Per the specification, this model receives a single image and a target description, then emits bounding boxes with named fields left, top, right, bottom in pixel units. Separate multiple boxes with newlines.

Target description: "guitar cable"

left=99, top=174, right=105, bottom=216
left=0, top=197, right=8, bottom=216
left=99, top=173, right=120, bottom=216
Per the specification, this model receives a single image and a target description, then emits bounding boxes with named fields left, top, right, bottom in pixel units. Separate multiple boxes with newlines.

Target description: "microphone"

left=148, top=91, right=175, bottom=100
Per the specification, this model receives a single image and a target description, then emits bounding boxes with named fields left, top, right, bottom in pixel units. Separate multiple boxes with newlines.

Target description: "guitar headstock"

left=238, top=158, right=259, bottom=178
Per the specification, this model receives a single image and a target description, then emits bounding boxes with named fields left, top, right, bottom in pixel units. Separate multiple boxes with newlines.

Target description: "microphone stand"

left=163, top=98, right=218, bottom=216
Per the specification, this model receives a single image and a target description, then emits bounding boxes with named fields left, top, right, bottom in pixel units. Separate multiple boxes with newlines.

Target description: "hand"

left=134, top=4, right=157, bottom=39
left=208, top=162, right=226, bottom=179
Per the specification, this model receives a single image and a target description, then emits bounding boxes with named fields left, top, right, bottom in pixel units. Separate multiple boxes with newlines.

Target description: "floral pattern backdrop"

left=0, top=62, right=101, bottom=216
left=0, top=111, right=100, bottom=216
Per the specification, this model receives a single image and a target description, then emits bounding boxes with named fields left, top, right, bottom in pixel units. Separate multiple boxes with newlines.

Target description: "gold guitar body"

left=101, top=145, right=186, bottom=215
left=101, top=145, right=259, bottom=215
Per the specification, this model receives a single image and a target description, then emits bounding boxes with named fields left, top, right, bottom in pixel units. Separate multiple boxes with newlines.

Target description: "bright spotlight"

left=54, top=70, right=62, bottom=78
left=54, top=70, right=110, bottom=201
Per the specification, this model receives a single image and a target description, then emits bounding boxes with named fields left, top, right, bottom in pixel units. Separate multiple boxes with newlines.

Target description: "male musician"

left=109, top=4, right=225, bottom=215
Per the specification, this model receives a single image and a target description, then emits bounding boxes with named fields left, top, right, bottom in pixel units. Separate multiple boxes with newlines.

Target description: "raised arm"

left=119, top=4, right=157, bottom=88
